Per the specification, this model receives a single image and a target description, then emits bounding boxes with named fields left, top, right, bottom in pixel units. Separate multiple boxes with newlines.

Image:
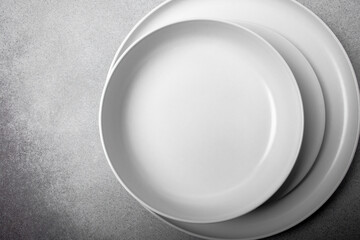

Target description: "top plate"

left=107, top=0, right=360, bottom=239
left=101, top=19, right=304, bottom=223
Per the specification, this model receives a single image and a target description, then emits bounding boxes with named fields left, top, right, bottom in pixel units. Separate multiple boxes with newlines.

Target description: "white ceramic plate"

left=106, top=0, right=360, bottom=239
left=100, top=19, right=304, bottom=223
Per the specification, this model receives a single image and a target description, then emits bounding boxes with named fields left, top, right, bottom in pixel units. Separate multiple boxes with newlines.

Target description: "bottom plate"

left=107, top=0, right=360, bottom=239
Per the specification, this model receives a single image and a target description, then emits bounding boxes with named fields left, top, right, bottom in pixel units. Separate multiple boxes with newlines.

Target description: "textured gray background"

left=1, top=0, right=360, bottom=239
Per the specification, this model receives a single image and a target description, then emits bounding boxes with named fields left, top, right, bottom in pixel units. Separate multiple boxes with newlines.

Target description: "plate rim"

left=239, top=21, right=326, bottom=199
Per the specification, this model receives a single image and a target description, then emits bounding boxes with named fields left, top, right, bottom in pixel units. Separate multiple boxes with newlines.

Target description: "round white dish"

left=106, top=0, right=360, bottom=239
left=100, top=19, right=304, bottom=224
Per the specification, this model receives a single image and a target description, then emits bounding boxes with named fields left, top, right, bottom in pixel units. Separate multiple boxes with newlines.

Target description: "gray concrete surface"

left=0, top=0, right=359, bottom=239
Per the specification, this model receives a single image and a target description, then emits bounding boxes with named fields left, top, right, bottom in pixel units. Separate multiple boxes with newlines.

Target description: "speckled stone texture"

left=0, top=0, right=359, bottom=239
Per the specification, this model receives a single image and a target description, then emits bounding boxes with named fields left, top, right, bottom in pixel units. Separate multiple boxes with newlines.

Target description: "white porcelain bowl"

left=100, top=20, right=304, bottom=223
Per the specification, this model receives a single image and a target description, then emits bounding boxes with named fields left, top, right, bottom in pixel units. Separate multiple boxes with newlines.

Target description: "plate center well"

left=121, top=30, right=277, bottom=199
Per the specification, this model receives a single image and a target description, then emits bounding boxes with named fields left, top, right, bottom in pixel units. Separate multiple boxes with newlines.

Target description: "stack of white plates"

left=100, top=0, right=360, bottom=239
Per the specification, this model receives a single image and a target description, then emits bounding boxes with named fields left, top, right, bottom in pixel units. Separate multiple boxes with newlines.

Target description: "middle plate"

left=100, top=19, right=304, bottom=223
